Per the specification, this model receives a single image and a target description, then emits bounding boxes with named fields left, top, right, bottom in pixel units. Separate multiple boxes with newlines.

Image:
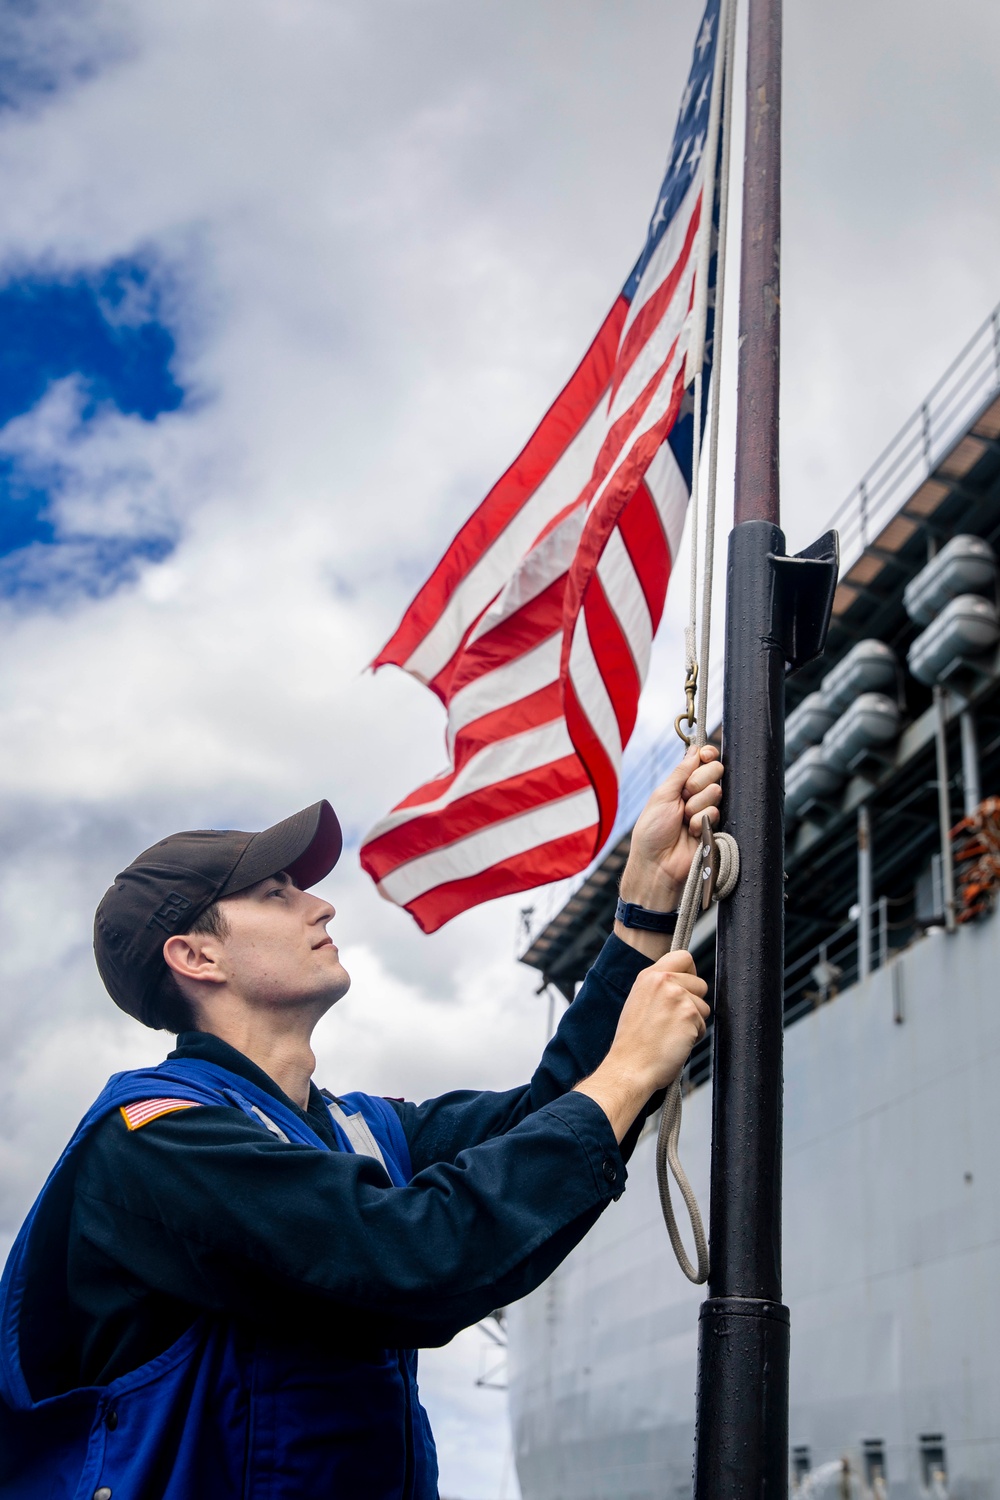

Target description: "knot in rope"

left=655, top=827, right=740, bottom=1284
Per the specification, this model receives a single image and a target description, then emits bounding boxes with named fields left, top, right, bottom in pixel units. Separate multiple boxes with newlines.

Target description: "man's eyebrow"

left=244, top=871, right=298, bottom=896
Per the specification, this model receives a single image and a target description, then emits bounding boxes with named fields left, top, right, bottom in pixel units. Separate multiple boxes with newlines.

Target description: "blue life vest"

left=0, top=1058, right=439, bottom=1499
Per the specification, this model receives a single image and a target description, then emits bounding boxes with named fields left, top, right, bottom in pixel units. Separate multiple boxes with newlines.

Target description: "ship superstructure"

left=507, top=303, right=1000, bottom=1500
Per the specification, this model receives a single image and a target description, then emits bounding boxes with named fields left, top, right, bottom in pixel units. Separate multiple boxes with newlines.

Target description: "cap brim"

left=218, top=800, right=343, bottom=897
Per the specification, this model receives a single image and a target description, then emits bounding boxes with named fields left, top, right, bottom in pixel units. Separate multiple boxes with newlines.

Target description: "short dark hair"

left=147, top=900, right=231, bottom=1033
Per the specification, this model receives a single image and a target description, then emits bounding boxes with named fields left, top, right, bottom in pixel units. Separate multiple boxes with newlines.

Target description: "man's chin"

left=321, top=966, right=351, bottom=1008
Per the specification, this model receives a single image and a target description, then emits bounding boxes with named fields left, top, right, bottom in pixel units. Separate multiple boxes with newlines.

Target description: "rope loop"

left=714, top=831, right=740, bottom=902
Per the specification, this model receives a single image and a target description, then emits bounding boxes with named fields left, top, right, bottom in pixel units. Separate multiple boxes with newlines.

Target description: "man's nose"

left=307, top=893, right=335, bottom=923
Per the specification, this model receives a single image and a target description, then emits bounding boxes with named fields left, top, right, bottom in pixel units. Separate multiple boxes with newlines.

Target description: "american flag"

left=361, top=0, right=725, bottom=933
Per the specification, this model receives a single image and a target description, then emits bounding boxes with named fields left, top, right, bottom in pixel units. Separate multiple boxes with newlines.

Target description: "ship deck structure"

left=507, top=301, right=1000, bottom=1500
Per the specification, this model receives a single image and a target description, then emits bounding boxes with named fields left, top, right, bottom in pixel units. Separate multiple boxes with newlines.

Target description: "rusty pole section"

left=733, top=0, right=781, bottom=528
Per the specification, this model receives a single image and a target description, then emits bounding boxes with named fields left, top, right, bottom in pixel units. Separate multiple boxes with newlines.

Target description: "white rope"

left=695, top=0, right=738, bottom=747
left=679, top=0, right=737, bottom=751
left=685, top=365, right=701, bottom=695
left=655, top=831, right=739, bottom=1282
left=657, top=0, right=739, bottom=1283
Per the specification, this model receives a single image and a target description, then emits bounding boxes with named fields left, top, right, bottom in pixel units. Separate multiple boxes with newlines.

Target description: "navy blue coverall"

left=5, top=932, right=653, bottom=1498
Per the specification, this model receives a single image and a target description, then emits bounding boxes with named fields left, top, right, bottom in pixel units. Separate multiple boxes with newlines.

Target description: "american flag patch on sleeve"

left=120, top=1098, right=202, bottom=1131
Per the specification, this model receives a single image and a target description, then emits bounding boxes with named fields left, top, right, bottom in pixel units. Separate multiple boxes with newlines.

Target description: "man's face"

left=210, top=871, right=351, bottom=1013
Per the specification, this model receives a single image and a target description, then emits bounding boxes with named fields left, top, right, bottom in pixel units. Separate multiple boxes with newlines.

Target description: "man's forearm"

left=614, top=865, right=682, bottom=962
left=390, top=934, right=652, bottom=1173
left=573, top=1062, right=652, bottom=1144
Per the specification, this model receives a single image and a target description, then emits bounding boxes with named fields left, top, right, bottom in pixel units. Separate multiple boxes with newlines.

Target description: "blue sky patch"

left=0, top=258, right=183, bottom=428
left=0, top=254, right=186, bottom=602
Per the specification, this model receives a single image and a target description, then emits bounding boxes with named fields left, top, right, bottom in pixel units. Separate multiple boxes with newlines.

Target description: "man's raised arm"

left=394, top=745, right=723, bottom=1173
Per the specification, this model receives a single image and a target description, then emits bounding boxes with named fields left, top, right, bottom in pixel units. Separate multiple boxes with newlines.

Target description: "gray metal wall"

left=507, top=915, right=1000, bottom=1500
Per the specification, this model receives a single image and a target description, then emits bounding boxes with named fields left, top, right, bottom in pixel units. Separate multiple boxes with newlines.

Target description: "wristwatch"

left=615, top=898, right=680, bottom=934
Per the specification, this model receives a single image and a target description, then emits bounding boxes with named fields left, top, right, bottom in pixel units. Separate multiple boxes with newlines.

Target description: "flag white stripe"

left=643, top=439, right=690, bottom=559
left=598, top=529, right=654, bottom=682
left=465, top=505, right=586, bottom=649
left=606, top=235, right=698, bottom=425
left=619, top=172, right=704, bottom=340
left=378, top=788, right=599, bottom=906
left=568, top=612, right=623, bottom=774
left=366, top=719, right=574, bottom=840
left=404, top=400, right=608, bottom=685
left=447, top=633, right=561, bottom=750
left=583, top=336, right=687, bottom=527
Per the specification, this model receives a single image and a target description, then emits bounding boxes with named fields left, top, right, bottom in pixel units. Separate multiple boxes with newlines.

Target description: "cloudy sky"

left=0, top=0, right=998, bottom=1495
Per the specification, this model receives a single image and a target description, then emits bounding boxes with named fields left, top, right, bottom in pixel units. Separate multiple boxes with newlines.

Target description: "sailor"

left=0, top=746, right=722, bottom=1500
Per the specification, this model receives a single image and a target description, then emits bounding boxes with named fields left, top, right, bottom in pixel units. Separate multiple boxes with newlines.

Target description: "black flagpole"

left=693, top=0, right=791, bottom=1493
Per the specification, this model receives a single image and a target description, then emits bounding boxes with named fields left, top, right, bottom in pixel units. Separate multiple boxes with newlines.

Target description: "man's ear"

left=162, top=933, right=228, bottom=987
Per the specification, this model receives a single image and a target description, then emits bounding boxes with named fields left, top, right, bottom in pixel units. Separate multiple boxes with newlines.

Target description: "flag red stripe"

left=609, top=197, right=701, bottom=405
left=450, top=682, right=563, bottom=777
left=559, top=369, right=687, bottom=846
left=393, top=682, right=564, bottom=810
left=563, top=361, right=687, bottom=637
left=618, top=483, right=671, bottom=629
left=403, top=827, right=599, bottom=934
left=582, top=577, right=642, bottom=744
left=574, top=341, right=679, bottom=522
left=562, top=677, right=620, bottom=852
left=441, top=577, right=567, bottom=701
left=359, top=756, right=591, bottom=879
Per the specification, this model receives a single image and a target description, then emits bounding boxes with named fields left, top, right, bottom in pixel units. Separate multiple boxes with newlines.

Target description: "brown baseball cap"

left=94, top=799, right=342, bottom=1025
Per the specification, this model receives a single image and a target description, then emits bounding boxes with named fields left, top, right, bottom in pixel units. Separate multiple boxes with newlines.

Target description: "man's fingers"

left=652, top=948, right=696, bottom=974
left=649, top=955, right=709, bottom=1002
left=677, top=973, right=709, bottom=1001
left=689, top=805, right=721, bottom=835
left=685, top=784, right=723, bottom=819
left=682, top=758, right=725, bottom=799
left=653, top=746, right=701, bottom=804
left=646, top=746, right=722, bottom=812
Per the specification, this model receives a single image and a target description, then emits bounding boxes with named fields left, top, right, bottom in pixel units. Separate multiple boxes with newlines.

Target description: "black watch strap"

left=615, top=898, right=680, bottom=933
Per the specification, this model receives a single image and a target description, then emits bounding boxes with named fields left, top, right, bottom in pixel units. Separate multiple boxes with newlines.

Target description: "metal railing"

left=826, top=301, right=1000, bottom=567
left=519, top=299, right=1000, bottom=956
left=782, top=894, right=919, bottom=1024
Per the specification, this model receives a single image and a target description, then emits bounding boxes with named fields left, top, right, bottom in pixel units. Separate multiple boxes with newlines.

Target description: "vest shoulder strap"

left=326, top=1098, right=387, bottom=1169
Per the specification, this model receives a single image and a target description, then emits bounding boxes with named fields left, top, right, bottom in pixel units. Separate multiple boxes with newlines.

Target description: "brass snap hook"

left=674, top=663, right=698, bottom=746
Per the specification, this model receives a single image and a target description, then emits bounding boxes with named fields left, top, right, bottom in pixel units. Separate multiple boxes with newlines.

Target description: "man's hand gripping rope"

left=574, top=747, right=735, bottom=1282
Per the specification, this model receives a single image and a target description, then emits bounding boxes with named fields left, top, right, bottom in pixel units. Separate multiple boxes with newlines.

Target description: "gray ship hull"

left=507, top=914, right=1000, bottom=1499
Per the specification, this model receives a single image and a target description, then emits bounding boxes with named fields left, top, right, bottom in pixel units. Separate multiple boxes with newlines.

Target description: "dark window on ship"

left=792, top=1446, right=811, bottom=1486
left=920, top=1434, right=947, bottom=1490
left=863, top=1440, right=887, bottom=1491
